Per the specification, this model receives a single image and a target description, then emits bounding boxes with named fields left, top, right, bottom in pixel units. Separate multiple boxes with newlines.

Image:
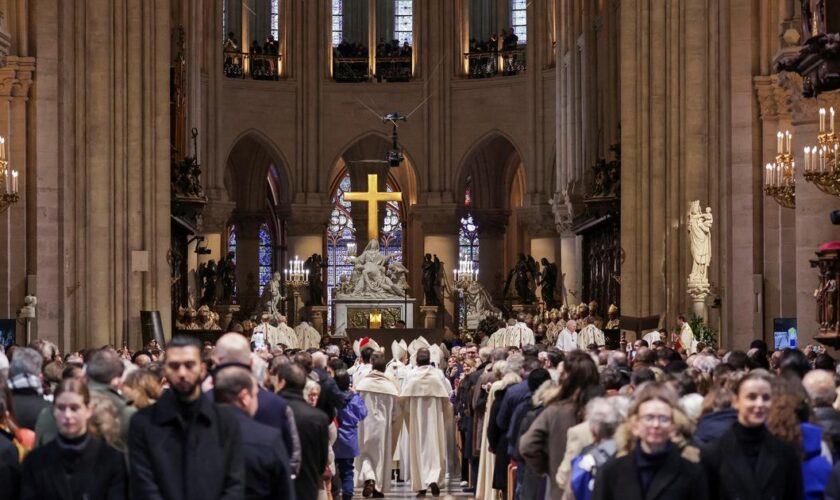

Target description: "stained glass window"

left=227, top=225, right=237, bottom=262
left=511, top=0, right=527, bottom=44
left=394, top=0, right=413, bottom=46
left=332, top=0, right=343, bottom=47
left=459, top=214, right=479, bottom=267
left=270, top=0, right=280, bottom=40
left=326, top=172, right=403, bottom=325
left=258, top=223, right=273, bottom=296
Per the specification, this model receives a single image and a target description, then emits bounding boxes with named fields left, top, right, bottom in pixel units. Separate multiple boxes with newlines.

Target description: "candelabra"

left=0, top=137, right=19, bottom=214
left=764, top=130, right=796, bottom=209
left=284, top=255, right=309, bottom=324
left=453, top=259, right=478, bottom=287
left=803, top=106, right=840, bottom=197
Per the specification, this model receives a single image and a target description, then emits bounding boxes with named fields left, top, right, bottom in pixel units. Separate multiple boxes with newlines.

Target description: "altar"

left=334, top=298, right=416, bottom=335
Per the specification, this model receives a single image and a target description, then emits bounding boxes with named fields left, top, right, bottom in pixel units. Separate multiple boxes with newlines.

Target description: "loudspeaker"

left=140, top=311, right=166, bottom=348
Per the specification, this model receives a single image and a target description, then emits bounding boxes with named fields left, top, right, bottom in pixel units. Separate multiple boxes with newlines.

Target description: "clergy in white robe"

left=400, top=348, right=453, bottom=495
left=487, top=326, right=507, bottom=349
left=576, top=321, right=606, bottom=350
left=252, top=315, right=281, bottom=348
left=504, top=319, right=536, bottom=348
left=273, top=316, right=298, bottom=349
left=642, top=329, right=662, bottom=345
left=555, top=319, right=578, bottom=352
left=387, top=341, right=411, bottom=482
left=294, top=321, right=321, bottom=350
left=355, top=353, right=402, bottom=496
left=678, top=315, right=698, bottom=354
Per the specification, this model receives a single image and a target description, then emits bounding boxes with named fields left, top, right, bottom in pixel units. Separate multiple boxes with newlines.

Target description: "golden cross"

left=344, top=173, right=402, bottom=243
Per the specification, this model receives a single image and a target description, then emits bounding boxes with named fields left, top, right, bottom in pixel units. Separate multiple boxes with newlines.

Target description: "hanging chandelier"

left=803, top=107, right=840, bottom=197
left=765, top=130, right=795, bottom=209
left=0, top=137, right=19, bottom=214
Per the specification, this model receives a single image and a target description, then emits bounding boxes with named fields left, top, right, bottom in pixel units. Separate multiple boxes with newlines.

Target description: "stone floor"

left=353, top=479, right=473, bottom=499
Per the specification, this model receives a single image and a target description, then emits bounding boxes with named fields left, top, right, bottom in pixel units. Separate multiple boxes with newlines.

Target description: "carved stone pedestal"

left=687, top=278, right=710, bottom=322
left=420, top=306, right=440, bottom=329
left=214, top=304, right=240, bottom=332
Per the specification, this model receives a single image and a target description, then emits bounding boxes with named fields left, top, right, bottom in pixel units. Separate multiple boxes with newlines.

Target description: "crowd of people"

left=4, top=312, right=840, bottom=499
left=467, top=29, right=524, bottom=78
left=223, top=32, right=280, bottom=80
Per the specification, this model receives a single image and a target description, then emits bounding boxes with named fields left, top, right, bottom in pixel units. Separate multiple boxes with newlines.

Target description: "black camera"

left=831, top=210, right=840, bottom=225
left=387, top=149, right=404, bottom=168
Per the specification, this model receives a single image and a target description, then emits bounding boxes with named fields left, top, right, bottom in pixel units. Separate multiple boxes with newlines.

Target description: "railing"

left=333, top=56, right=370, bottom=83
left=464, top=48, right=526, bottom=79
left=375, top=56, right=412, bottom=82
left=223, top=51, right=283, bottom=80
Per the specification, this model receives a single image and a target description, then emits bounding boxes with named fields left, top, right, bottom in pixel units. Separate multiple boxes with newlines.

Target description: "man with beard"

left=128, top=335, right=244, bottom=499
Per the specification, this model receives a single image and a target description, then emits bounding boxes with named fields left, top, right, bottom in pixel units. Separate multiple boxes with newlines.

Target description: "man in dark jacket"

left=7, top=347, right=48, bottom=430
left=312, top=351, right=346, bottom=420
left=804, top=369, right=840, bottom=460
left=128, top=335, right=245, bottom=500
left=211, top=333, right=301, bottom=473
left=214, top=365, right=295, bottom=500
left=0, top=427, right=20, bottom=499
left=279, top=361, right=330, bottom=500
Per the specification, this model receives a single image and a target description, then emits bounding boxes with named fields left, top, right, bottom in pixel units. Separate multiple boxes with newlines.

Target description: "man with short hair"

left=7, top=347, right=48, bottom=430
left=677, top=314, right=697, bottom=354
left=804, top=369, right=840, bottom=460
left=312, top=350, right=346, bottom=420
left=212, top=332, right=300, bottom=474
left=214, top=366, right=294, bottom=500
left=279, top=362, right=330, bottom=500
left=355, top=352, right=401, bottom=497
left=555, top=319, right=578, bottom=352
left=402, top=348, right=452, bottom=497
left=129, top=335, right=245, bottom=499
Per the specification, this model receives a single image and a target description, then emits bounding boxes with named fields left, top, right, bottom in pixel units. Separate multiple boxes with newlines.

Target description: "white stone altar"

left=334, top=298, right=416, bottom=336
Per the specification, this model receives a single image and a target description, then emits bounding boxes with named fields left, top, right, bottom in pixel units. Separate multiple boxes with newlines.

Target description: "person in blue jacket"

left=333, top=369, right=368, bottom=500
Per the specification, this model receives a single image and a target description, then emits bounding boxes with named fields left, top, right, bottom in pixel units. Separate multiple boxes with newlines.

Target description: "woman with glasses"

left=591, top=382, right=707, bottom=500
left=700, top=369, right=803, bottom=500
left=19, top=379, right=127, bottom=500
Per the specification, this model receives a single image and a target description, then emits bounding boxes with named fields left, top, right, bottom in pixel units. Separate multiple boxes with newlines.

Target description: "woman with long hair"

left=19, top=379, right=127, bottom=500
left=592, top=383, right=708, bottom=500
left=519, top=350, right=601, bottom=499
left=700, top=369, right=803, bottom=500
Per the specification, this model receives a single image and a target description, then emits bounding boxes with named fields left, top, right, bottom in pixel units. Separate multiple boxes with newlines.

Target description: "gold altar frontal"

left=347, top=307, right=403, bottom=329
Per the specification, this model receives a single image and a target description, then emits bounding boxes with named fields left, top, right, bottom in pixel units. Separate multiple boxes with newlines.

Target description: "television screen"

left=773, top=318, right=797, bottom=349
left=0, top=319, right=15, bottom=350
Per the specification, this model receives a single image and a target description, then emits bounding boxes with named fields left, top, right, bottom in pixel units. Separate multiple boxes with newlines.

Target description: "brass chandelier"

left=765, top=130, right=795, bottom=209
left=803, top=107, right=840, bottom=197
left=0, top=137, right=19, bottom=214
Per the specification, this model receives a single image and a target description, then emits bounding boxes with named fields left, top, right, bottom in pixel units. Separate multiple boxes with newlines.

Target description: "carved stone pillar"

left=285, top=203, right=331, bottom=262
left=472, top=208, right=510, bottom=298
left=229, top=212, right=263, bottom=314
left=414, top=204, right=459, bottom=328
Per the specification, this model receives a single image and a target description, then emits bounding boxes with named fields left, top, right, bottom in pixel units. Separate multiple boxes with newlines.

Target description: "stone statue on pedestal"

left=504, top=254, right=537, bottom=304
left=539, top=257, right=558, bottom=309
left=687, top=201, right=713, bottom=317
left=305, top=253, right=324, bottom=306
left=422, top=253, right=442, bottom=306
left=463, top=281, right=502, bottom=328
left=259, top=272, right=284, bottom=316
left=336, top=239, right=407, bottom=299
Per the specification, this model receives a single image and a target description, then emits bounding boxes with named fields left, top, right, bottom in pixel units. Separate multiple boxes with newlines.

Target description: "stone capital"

left=410, top=203, right=460, bottom=235
left=284, top=204, right=333, bottom=237
left=517, top=204, right=559, bottom=239
left=228, top=211, right=266, bottom=236
left=470, top=208, right=510, bottom=237
left=0, top=56, right=35, bottom=99
left=202, top=200, right=236, bottom=233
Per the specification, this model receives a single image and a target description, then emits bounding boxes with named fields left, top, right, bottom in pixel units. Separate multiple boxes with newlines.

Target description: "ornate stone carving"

left=687, top=200, right=713, bottom=320
left=336, top=239, right=410, bottom=300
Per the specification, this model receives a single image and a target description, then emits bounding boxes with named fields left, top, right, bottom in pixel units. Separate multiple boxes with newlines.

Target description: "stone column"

left=472, top=209, right=510, bottom=298
left=230, top=212, right=263, bottom=314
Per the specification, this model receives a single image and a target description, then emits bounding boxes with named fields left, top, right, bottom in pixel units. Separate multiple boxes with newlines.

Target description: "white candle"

left=765, top=163, right=771, bottom=185
left=0, top=137, right=5, bottom=162
left=777, top=131, right=783, bottom=154
left=786, top=131, right=792, bottom=154
left=832, top=107, right=835, bottom=135
left=11, top=170, right=16, bottom=193
left=821, top=108, right=827, bottom=132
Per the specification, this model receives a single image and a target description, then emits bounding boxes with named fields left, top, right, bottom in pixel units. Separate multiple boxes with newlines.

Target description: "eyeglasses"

left=639, top=414, right=672, bottom=426
left=166, top=360, right=199, bottom=371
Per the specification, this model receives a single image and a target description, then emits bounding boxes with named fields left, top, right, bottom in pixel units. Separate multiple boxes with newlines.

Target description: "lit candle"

left=786, top=131, right=792, bottom=154
left=832, top=107, right=835, bottom=135
left=777, top=131, right=783, bottom=154
left=0, top=136, right=5, bottom=162
left=765, top=163, right=771, bottom=185
left=821, top=108, right=827, bottom=133
left=11, top=170, right=16, bottom=193
left=804, top=147, right=810, bottom=171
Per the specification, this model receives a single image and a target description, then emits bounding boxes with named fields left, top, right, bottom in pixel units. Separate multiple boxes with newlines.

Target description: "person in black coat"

left=20, top=379, right=127, bottom=500
left=0, top=428, right=19, bottom=500
left=593, top=382, right=708, bottom=500
left=214, top=365, right=295, bottom=500
left=128, top=336, right=245, bottom=500
left=279, top=361, right=330, bottom=500
left=700, top=369, right=803, bottom=500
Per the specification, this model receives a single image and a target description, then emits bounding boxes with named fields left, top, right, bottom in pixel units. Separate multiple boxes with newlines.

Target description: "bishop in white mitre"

left=504, top=317, right=536, bottom=348
left=555, top=319, right=578, bottom=352
left=355, top=352, right=402, bottom=497
left=400, top=347, right=453, bottom=496
left=294, top=320, right=321, bottom=350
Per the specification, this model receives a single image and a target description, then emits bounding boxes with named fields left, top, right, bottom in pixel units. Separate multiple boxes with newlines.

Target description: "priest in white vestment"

left=487, top=326, right=507, bottom=349
left=677, top=315, right=698, bottom=354
left=576, top=319, right=606, bottom=350
left=555, top=319, right=578, bottom=352
left=387, top=340, right=411, bottom=483
left=504, top=317, right=536, bottom=348
left=274, top=315, right=298, bottom=349
left=401, top=348, right=453, bottom=496
left=349, top=338, right=380, bottom=386
left=294, top=320, right=321, bottom=350
left=355, top=352, right=402, bottom=497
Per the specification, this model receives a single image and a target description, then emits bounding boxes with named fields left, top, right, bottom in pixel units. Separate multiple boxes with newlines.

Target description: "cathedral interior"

left=1, top=0, right=839, bottom=352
